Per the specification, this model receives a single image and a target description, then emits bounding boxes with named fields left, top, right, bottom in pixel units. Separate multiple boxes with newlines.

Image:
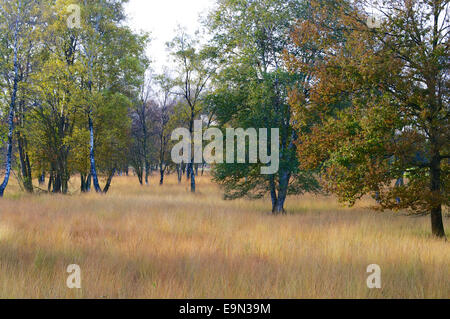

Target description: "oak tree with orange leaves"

left=287, top=0, right=449, bottom=238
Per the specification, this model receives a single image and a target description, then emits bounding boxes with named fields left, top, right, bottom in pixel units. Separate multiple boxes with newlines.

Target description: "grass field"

left=0, top=174, right=448, bottom=299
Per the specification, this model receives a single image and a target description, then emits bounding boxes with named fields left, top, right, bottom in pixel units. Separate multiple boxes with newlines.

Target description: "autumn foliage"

left=287, top=0, right=449, bottom=237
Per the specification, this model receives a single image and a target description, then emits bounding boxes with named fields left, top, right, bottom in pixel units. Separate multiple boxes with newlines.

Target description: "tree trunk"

left=0, top=13, right=20, bottom=197
left=48, top=171, right=53, bottom=192
left=81, top=174, right=86, bottom=192
left=187, top=163, right=191, bottom=180
left=89, top=115, right=102, bottom=193
left=102, top=168, right=116, bottom=194
left=430, top=154, right=446, bottom=238
left=190, top=163, right=196, bottom=193
left=53, top=173, right=61, bottom=193
left=273, top=198, right=286, bottom=215
left=58, top=152, right=69, bottom=194
left=25, top=156, right=33, bottom=193
left=145, top=160, right=150, bottom=185
left=269, top=176, right=278, bottom=213
left=61, top=175, right=69, bottom=194
left=81, top=173, right=91, bottom=193
left=272, top=170, right=290, bottom=215
left=39, top=172, right=45, bottom=185
left=177, top=164, right=182, bottom=183
left=137, top=166, right=143, bottom=185
left=17, top=131, right=33, bottom=193
left=86, top=174, right=92, bottom=192
left=187, top=116, right=196, bottom=192
left=0, top=101, right=15, bottom=197
left=160, top=167, right=164, bottom=185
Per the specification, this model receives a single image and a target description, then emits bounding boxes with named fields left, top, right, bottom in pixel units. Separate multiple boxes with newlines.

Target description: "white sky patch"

left=125, top=0, right=215, bottom=73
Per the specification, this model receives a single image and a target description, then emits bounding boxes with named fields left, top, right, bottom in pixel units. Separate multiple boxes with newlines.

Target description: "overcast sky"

left=125, top=0, right=215, bottom=73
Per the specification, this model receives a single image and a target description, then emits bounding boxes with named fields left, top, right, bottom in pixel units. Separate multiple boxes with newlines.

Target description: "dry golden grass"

left=0, top=174, right=448, bottom=299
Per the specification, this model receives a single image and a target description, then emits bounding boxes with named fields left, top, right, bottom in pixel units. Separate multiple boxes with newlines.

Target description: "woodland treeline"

left=0, top=0, right=448, bottom=238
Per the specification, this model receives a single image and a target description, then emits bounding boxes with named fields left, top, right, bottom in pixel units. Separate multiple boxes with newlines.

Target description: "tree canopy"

left=288, top=0, right=449, bottom=237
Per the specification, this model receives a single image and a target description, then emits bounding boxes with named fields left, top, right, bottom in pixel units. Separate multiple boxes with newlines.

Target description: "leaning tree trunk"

left=102, top=169, right=116, bottom=194
left=160, top=168, right=164, bottom=185
left=0, top=97, right=16, bottom=197
left=17, top=99, right=33, bottom=193
left=0, top=13, right=20, bottom=197
left=430, top=153, right=446, bottom=238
